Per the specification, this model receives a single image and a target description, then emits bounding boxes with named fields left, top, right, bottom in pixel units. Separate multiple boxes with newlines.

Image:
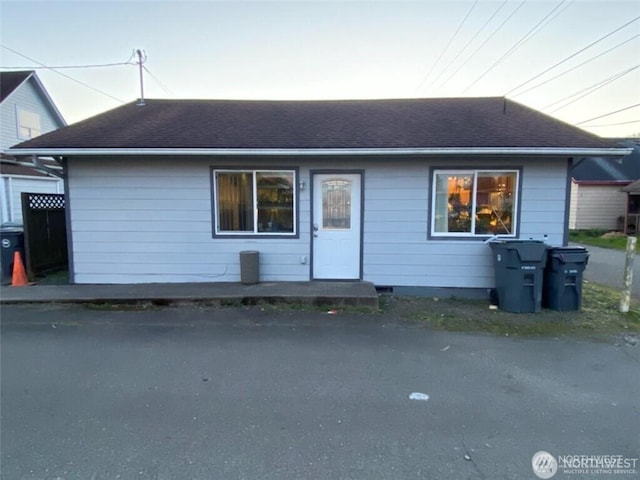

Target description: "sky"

left=1, top=0, right=639, bottom=138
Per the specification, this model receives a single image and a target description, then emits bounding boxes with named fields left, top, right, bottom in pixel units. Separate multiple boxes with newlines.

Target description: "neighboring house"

left=0, top=70, right=66, bottom=224
left=568, top=138, right=640, bottom=231
left=9, top=97, right=631, bottom=295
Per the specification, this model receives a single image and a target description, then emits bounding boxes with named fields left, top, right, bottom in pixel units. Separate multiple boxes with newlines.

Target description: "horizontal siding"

left=68, top=156, right=567, bottom=289
left=0, top=77, right=64, bottom=151
left=571, top=184, right=626, bottom=230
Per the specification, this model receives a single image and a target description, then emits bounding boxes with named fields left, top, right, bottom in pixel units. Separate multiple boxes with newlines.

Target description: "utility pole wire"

left=0, top=44, right=127, bottom=103
left=463, top=0, right=567, bottom=94
left=0, top=61, right=135, bottom=70
left=546, top=63, right=640, bottom=113
left=142, top=66, right=174, bottom=96
left=581, top=119, right=640, bottom=128
left=576, top=103, right=640, bottom=126
left=418, top=0, right=480, bottom=90
left=511, top=33, right=640, bottom=97
left=431, top=0, right=509, bottom=93
left=439, top=0, right=528, bottom=93
left=505, top=14, right=640, bottom=96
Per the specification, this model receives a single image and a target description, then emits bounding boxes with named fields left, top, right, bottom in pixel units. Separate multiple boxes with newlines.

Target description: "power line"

left=511, top=33, right=640, bottom=97
left=581, top=119, right=640, bottom=128
left=431, top=0, right=509, bottom=93
left=463, top=0, right=569, bottom=94
left=438, top=0, right=529, bottom=93
left=545, top=63, right=640, bottom=113
left=142, top=65, right=174, bottom=96
left=0, top=60, right=135, bottom=70
left=504, top=14, right=640, bottom=96
left=418, top=0, right=480, bottom=90
left=576, top=103, right=640, bottom=126
left=0, top=45, right=127, bottom=103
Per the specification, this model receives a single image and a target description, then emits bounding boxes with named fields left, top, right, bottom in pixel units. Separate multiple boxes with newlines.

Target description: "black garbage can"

left=1, top=226, right=25, bottom=285
left=543, top=246, right=589, bottom=311
left=240, top=250, right=259, bottom=285
left=489, top=240, right=548, bottom=313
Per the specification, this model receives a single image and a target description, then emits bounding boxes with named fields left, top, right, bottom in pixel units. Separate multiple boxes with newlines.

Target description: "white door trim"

left=311, top=170, right=364, bottom=280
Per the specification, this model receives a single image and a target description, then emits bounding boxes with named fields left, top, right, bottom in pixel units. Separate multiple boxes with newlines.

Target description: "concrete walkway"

left=574, top=242, right=640, bottom=298
left=0, top=281, right=379, bottom=308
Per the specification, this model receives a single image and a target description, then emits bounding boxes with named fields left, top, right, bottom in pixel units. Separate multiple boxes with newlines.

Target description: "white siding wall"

left=68, top=156, right=568, bottom=288
left=0, top=175, right=63, bottom=224
left=569, top=183, right=627, bottom=230
left=0, top=77, right=64, bottom=151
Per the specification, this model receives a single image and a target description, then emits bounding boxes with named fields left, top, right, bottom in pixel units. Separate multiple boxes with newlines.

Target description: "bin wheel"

left=489, top=288, right=499, bottom=307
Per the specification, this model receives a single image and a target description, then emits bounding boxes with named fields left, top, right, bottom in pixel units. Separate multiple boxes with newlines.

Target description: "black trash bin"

left=1, top=226, right=25, bottom=285
left=543, top=246, right=589, bottom=311
left=489, top=240, right=548, bottom=313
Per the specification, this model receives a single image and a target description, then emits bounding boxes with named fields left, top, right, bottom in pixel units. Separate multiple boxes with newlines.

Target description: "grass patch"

left=569, top=229, right=638, bottom=252
left=379, top=281, right=640, bottom=338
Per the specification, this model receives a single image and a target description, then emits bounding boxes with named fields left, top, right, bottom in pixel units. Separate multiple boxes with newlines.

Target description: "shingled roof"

left=10, top=97, right=622, bottom=153
left=572, top=138, right=640, bottom=184
left=0, top=71, right=33, bottom=102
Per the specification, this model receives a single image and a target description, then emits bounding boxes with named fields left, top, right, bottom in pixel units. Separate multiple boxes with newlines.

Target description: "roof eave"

left=7, top=147, right=634, bottom=157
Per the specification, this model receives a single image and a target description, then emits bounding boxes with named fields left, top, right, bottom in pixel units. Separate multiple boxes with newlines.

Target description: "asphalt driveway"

left=1, top=304, right=639, bottom=479
left=575, top=242, right=640, bottom=299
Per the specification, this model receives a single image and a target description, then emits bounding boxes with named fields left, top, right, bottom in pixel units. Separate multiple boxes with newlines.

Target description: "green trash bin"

left=543, top=246, right=589, bottom=311
left=489, top=240, right=548, bottom=313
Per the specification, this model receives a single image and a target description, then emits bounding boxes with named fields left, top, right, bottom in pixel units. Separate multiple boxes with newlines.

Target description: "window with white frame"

left=431, top=169, right=518, bottom=237
left=17, top=108, right=41, bottom=139
left=213, top=169, right=296, bottom=236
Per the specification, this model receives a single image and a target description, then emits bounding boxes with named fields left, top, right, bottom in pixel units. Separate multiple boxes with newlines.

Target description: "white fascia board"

left=7, top=147, right=633, bottom=157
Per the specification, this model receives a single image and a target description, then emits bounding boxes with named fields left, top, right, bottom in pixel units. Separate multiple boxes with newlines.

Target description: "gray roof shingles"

left=0, top=71, right=33, bottom=102
left=11, top=97, right=617, bottom=151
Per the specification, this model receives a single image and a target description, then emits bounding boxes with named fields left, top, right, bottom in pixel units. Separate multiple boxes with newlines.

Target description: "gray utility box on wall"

left=489, top=240, right=548, bottom=313
left=240, top=250, right=259, bottom=285
left=543, top=246, right=589, bottom=311
left=0, top=226, right=25, bottom=285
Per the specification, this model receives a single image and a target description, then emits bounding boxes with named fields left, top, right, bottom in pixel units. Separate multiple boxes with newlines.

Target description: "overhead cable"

left=545, top=64, right=640, bottom=113
left=438, top=0, right=528, bottom=92
left=0, top=44, right=127, bottom=103
left=418, top=0, right=480, bottom=90
left=576, top=103, right=640, bottom=125
left=505, top=14, right=640, bottom=96
left=511, top=33, right=640, bottom=97
left=463, top=0, right=569, bottom=94
left=431, top=0, right=509, bottom=93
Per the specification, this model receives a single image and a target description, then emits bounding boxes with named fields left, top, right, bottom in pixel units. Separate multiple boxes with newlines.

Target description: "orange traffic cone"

left=11, top=251, right=28, bottom=287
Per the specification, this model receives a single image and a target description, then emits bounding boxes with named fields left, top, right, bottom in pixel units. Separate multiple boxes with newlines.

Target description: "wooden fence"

left=21, top=193, right=67, bottom=277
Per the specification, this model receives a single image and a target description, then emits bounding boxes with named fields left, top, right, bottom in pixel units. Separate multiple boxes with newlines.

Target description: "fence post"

left=619, top=236, right=637, bottom=313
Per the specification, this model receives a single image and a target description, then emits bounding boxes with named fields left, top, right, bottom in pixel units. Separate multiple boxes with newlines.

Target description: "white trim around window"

left=212, top=168, right=297, bottom=237
left=16, top=107, right=41, bottom=140
left=431, top=169, right=519, bottom=238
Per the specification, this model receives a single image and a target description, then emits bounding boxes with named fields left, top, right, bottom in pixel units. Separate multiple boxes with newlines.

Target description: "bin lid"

left=489, top=239, right=547, bottom=262
left=549, top=246, right=589, bottom=264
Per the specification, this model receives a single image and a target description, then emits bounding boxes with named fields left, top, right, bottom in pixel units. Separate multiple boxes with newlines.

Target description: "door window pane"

left=323, top=179, right=351, bottom=229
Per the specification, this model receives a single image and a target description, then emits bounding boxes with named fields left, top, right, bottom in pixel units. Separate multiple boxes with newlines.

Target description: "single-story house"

left=9, top=97, right=631, bottom=296
left=1, top=70, right=66, bottom=225
left=568, top=138, right=640, bottom=231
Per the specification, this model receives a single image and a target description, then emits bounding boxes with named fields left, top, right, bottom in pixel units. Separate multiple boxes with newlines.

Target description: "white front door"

left=312, top=173, right=362, bottom=280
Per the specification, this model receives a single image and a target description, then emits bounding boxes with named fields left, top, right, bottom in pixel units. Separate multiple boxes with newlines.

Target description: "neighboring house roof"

left=9, top=97, right=627, bottom=157
left=623, top=178, right=640, bottom=193
left=0, top=161, right=50, bottom=177
left=0, top=70, right=66, bottom=126
left=0, top=70, right=32, bottom=102
left=572, top=138, right=640, bottom=184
